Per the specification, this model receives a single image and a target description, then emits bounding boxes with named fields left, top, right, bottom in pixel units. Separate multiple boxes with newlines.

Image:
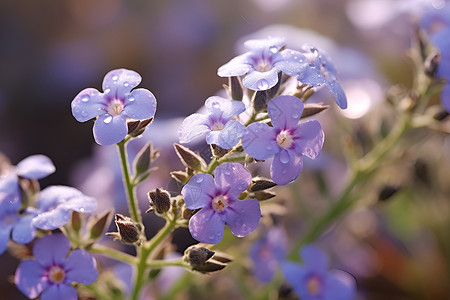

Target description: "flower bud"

left=253, top=90, right=269, bottom=112
left=229, top=76, right=243, bottom=101
left=106, top=214, right=141, bottom=245
left=182, top=207, right=195, bottom=220
left=147, top=188, right=171, bottom=214
left=301, top=103, right=329, bottom=119
left=424, top=51, right=440, bottom=77
left=170, top=170, right=190, bottom=184
left=183, top=245, right=227, bottom=273
left=249, top=177, right=277, bottom=192
left=378, top=185, right=400, bottom=202
left=174, top=144, right=207, bottom=172
left=211, top=144, right=229, bottom=158
left=254, top=191, right=276, bottom=201
left=127, top=118, right=153, bottom=137
left=89, top=209, right=114, bottom=241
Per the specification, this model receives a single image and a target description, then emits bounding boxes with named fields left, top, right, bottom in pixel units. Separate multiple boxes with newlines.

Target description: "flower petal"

left=16, top=155, right=56, bottom=179
left=300, top=245, right=329, bottom=272
left=33, top=234, right=70, bottom=266
left=293, top=120, right=324, bottom=159
left=441, top=83, right=450, bottom=113
left=102, top=68, right=141, bottom=97
left=12, top=215, right=36, bottom=244
left=93, top=113, right=128, bottom=145
left=206, top=120, right=245, bottom=149
left=280, top=261, right=309, bottom=297
left=242, top=122, right=278, bottom=160
left=223, top=198, right=260, bottom=237
left=15, top=260, right=48, bottom=299
left=71, top=88, right=105, bottom=122
left=268, top=95, right=304, bottom=130
left=60, top=195, right=97, bottom=214
left=0, top=172, right=19, bottom=195
left=205, top=96, right=246, bottom=120
left=242, top=68, right=279, bottom=91
left=32, top=206, right=71, bottom=230
left=65, top=249, right=98, bottom=284
left=214, top=163, right=251, bottom=199
left=270, top=150, right=303, bottom=185
left=0, top=224, right=12, bottom=255
left=40, top=284, right=77, bottom=300
left=217, top=53, right=253, bottom=77
left=188, top=207, right=224, bottom=244
left=327, top=80, right=347, bottom=109
left=37, top=186, right=84, bottom=212
left=323, top=270, right=356, bottom=300
left=182, top=173, right=215, bottom=209
left=178, top=113, right=210, bottom=144
left=244, top=37, right=285, bottom=51
left=123, top=88, right=157, bottom=120
left=276, top=49, right=309, bottom=76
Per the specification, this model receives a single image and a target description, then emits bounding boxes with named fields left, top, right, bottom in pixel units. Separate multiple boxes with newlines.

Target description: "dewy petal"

left=124, top=88, right=157, bottom=120
left=65, top=249, right=98, bottom=284
left=0, top=172, right=19, bottom=197
left=327, top=80, right=348, bottom=109
left=293, top=120, right=324, bottom=160
left=41, top=284, right=78, bottom=300
left=178, top=114, right=210, bottom=144
left=241, top=122, right=278, bottom=160
left=206, top=120, right=245, bottom=149
left=16, top=155, right=56, bottom=179
left=276, top=49, right=309, bottom=76
left=15, top=260, right=48, bottom=299
left=244, top=37, right=285, bottom=51
left=217, top=53, right=253, bottom=77
left=214, top=163, right=251, bottom=199
left=270, top=150, right=303, bottom=185
left=280, top=261, right=309, bottom=297
left=188, top=207, right=224, bottom=244
left=60, top=195, right=97, bottom=214
left=0, top=224, right=12, bottom=255
left=268, top=95, right=304, bottom=130
left=71, top=88, right=105, bottom=122
left=33, top=234, right=70, bottom=266
left=223, top=198, right=260, bottom=237
left=182, top=173, right=215, bottom=209
left=32, top=206, right=71, bottom=230
left=441, top=83, right=450, bottom=113
left=297, top=64, right=327, bottom=87
left=242, top=68, right=279, bottom=91
left=37, top=186, right=83, bottom=212
left=93, top=113, right=128, bottom=145
left=205, top=96, right=246, bottom=120
left=102, top=68, right=141, bottom=97
left=323, top=270, right=356, bottom=300
left=12, top=214, right=36, bottom=244
left=300, top=245, right=329, bottom=273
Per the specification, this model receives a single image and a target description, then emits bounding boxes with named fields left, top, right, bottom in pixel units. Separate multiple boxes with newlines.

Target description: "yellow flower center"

left=48, top=266, right=66, bottom=284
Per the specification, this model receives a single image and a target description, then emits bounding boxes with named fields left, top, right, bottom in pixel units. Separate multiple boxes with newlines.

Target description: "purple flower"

left=71, top=68, right=157, bottom=145
left=242, top=95, right=324, bottom=185
left=181, top=163, right=261, bottom=244
left=249, top=226, right=287, bottom=283
left=296, top=45, right=347, bottom=109
left=218, top=37, right=309, bottom=91
left=281, top=245, right=356, bottom=300
left=178, top=96, right=246, bottom=149
left=15, top=234, right=98, bottom=300
left=12, top=186, right=97, bottom=244
left=0, top=193, right=21, bottom=254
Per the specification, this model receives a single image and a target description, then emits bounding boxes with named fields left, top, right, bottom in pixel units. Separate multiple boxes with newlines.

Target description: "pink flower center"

left=106, top=99, right=124, bottom=116
left=212, top=195, right=229, bottom=212
left=210, top=121, right=225, bottom=131
left=48, top=266, right=66, bottom=284
left=306, top=275, right=322, bottom=296
left=255, top=59, right=273, bottom=72
left=276, top=130, right=294, bottom=149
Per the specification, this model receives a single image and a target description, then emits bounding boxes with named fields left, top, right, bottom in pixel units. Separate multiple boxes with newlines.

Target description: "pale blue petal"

left=206, top=120, right=245, bottom=149
left=32, top=207, right=71, bottom=230
left=178, top=113, right=210, bottom=143
left=214, top=163, right=251, bottom=199
left=323, top=270, right=356, bottom=300
left=223, top=198, right=260, bottom=237
left=41, top=284, right=77, bottom=300
left=268, top=95, right=304, bottom=130
left=241, top=122, right=278, bottom=160
left=0, top=224, right=12, bottom=254
left=15, top=260, right=48, bottom=299
left=124, top=88, right=157, bottom=120
left=0, top=172, right=19, bottom=195
left=182, top=173, right=215, bottom=209
left=217, top=53, right=253, bottom=77
left=93, top=113, right=128, bottom=145
left=270, top=150, right=303, bottom=185
left=242, top=68, right=279, bottom=91
left=102, top=68, right=141, bottom=98
left=293, top=120, right=324, bottom=160
left=276, top=49, right=309, bottom=76
left=33, top=234, right=70, bottom=266
left=71, top=88, right=106, bottom=122
left=327, top=81, right=347, bottom=109
left=441, top=83, right=450, bottom=113
left=244, top=37, right=285, bottom=51
left=16, top=155, right=55, bottom=179
left=60, top=195, right=97, bottom=214
left=205, top=96, right=246, bottom=120
left=301, top=245, right=329, bottom=272
left=65, top=249, right=98, bottom=284
left=189, top=207, right=224, bottom=244
left=12, top=215, right=36, bottom=244
left=280, top=261, right=310, bottom=297
left=37, top=186, right=83, bottom=212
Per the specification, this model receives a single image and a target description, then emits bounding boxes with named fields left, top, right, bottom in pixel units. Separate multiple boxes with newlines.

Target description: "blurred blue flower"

left=218, top=37, right=309, bottom=91
left=249, top=226, right=287, bottom=283
left=242, top=95, right=324, bottom=185
left=0, top=193, right=21, bottom=255
left=281, top=245, right=356, bottom=300
left=71, top=68, right=157, bottom=145
left=181, top=163, right=260, bottom=244
left=178, top=96, right=246, bottom=149
left=12, top=186, right=97, bottom=244
left=15, top=234, right=98, bottom=300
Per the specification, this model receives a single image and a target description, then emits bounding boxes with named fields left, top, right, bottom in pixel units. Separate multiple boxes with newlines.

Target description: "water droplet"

left=113, top=81, right=117, bottom=85
left=282, top=170, right=288, bottom=174
left=257, top=79, right=269, bottom=90
left=81, top=94, right=90, bottom=102
left=81, top=110, right=87, bottom=117
left=209, top=234, right=215, bottom=240
left=104, top=115, right=113, bottom=124
left=269, top=46, right=278, bottom=53
left=279, top=151, right=290, bottom=164
left=241, top=224, right=248, bottom=232
left=112, top=75, right=119, bottom=81
left=212, top=102, right=220, bottom=109
left=265, top=145, right=272, bottom=151
left=124, top=81, right=130, bottom=87
left=79, top=208, right=85, bottom=212
left=311, top=47, right=319, bottom=57
left=104, top=88, right=111, bottom=94
left=196, top=177, right=204, bottom=183
left=224, top=169, right=231, bottom=175
left=128, top=95, right=135, bottom=102
left=292, top=113, right=299, bottom=119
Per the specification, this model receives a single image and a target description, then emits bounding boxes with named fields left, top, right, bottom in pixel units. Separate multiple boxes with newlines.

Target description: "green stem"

left=117, top=140, right=141, bottom=223
left=146, top=259, right=186, bottom=268
left=90, top=244, right=137, bottom=265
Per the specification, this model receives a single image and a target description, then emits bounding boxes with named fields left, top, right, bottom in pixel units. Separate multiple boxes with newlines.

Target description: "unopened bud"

left=147, top=188, right=171, bottom=214
left=254, top=191, right=276, bottom=201
left=249, top=177, right=276, bottom=192
left=424, top=51, right=440, bottom=77
left=174, top=144, right=207, bottom=172
left=127, top=118, right=154, bottom=137
left=301, top=103, right=329, bottom=119
left=183, top=245, right=227, bottom=273
left=267, top=72, right=282, bottom=99
left=182, top=207, right=195, bottom=220
left=378, top=185, right=400, bottom=202
left=106, top=214, right=141, bottom=245
left=188, top=246, right=215, bottom=265
left=253, top=90, right=269, bottom=112
left=89, top=209, right=114, bottom=240
left=229, top=76, right=243, bottom=101
left=211, top=144, right=229, bottom=158
left=170, top=170, right=189, bottom=184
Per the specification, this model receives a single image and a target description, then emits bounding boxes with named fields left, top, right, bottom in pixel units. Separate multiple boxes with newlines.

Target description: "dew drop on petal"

left=104, top=115, right=113, bottom=124
left=282, top=170, right=287, bottom=174
left=209, top=234, right=215, bottom=240
left=266, top=144, right=272, bottom=151
left=224, top=169, right=231, bottom=175
left=292, top=113, right=299, bottom=119
left=279, top=151, right=290, bottom=164
left=124, top=81, right=130, bottom=87
left=257, top=79, right=269, bottom=90
left=196, top=177, right=204, bottom=183
left=81, top=111, right=87, bottom=117
left=104, top=88, right=111, bottom=94
left=81, top=95, right=90, bottom=102
left=112, top=75, right=119, bottom=81
left=241, top=224, right=248, bottom=232
left=269, top=46, right=278, bottom=53
left=212, top=101, right=220, bottom=109
left=128, top=95, right=135, bottom=102
left=79, top=208, right=85, bottom=212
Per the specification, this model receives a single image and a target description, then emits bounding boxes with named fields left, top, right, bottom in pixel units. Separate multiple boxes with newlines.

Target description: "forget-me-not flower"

left=12, top=186, right=97, bottom=244
left=242, top=95, right=324, bottom=185
left=178, top=96, right=246, bottom=149
left=181, top=163, right=261, bottom=244
left=71, top=68, right=157, bottom=145
left=15, top=234, right=98, bottom=300
left=281, top=245, right=356, bottom=300
left=218, top=37, right=309, bottom=91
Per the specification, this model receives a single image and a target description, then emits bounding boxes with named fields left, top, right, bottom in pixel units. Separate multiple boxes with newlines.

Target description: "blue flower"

left=249, top=226, right=287, bottom=283
left=296, top=45, right=348, bottom=109
left=15, top=234, right=98, bottom=300
left=218, top=37, right=309, bottom=91
left=181, top=163, right=261, bottom=244
left=281, top=245, right=356, bottom=300
left=0, top=193, right=21, bottom=255
left=12, top=186, right=97, bottom=244
left=242, top=95, right=324, bottom=185
left=178, top=96, right=246, bottom=149
left=71, top=68, right=157, bottom=145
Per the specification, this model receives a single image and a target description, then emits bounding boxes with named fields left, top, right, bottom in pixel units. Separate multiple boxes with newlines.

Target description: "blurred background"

left=1, top=0, right=449, bottom=299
